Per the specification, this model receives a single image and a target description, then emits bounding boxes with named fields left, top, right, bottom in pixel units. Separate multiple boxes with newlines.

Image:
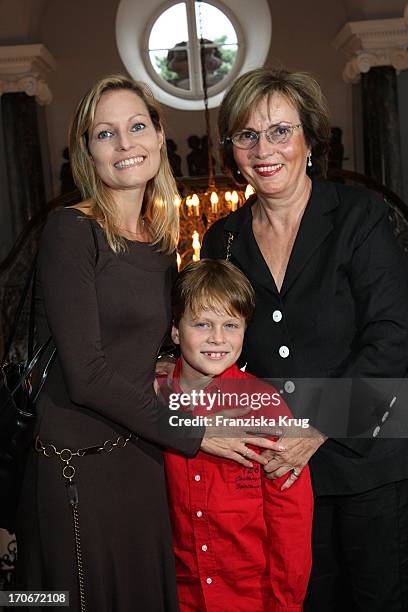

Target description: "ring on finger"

left=291, top=468, right=300, bottom=478
left=242, top=448, right=249, bottom=458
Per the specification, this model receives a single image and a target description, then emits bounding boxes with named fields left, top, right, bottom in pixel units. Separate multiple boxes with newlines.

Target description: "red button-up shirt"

left=163, top=362, right=313, bottom=611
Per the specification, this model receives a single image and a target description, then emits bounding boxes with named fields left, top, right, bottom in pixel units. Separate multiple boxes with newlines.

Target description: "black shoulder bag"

left=0, top=261, right=56, bottom=533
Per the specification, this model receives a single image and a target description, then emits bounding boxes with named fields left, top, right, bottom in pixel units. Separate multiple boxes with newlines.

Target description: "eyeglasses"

left=224, top=123, right=303, bottom=150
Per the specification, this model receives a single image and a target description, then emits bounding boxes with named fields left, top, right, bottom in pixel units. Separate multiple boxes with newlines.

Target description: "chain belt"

left=35, top=433, right=132, bottom=612
left=35, top=434, right=132, bottom=479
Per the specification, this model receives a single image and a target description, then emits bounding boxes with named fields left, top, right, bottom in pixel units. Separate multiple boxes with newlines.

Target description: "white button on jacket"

left=284, top=380, right=295, bottom=393
left=279, top=346, right=290, bottom=358
left=272, top=310, right=283, bottom=322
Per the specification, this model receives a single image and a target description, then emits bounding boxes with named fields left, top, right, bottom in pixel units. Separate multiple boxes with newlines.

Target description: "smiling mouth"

left=201, top=352, right=229, bottom=360
left=253, top=163, right=283, bottom=175
left=114, top=156, right=145, bottom=169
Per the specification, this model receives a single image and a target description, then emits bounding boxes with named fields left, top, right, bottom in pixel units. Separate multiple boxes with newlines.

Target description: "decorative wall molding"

left=333, top=17, right=408, bottom=83
left=0, top=44, right=56, bottom=105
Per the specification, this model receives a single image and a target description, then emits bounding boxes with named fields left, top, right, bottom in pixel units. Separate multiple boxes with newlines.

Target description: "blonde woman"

left=15, top=75, right=275, bottom=611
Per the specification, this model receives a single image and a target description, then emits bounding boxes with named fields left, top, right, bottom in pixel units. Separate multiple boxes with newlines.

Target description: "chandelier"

left=176, top=182, right=255, bottom=268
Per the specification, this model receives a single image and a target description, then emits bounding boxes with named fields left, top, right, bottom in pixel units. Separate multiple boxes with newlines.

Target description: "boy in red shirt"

left=163, top=259, right=313, bottom=612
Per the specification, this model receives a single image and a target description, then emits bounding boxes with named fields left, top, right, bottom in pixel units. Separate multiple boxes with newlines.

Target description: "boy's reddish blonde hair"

left=172, top=259, right=255, bottom=326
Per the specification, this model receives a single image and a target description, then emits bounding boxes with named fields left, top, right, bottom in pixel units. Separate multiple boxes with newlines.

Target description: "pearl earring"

left=236, top=169, right=241, bottom=175
left=307, top=153, right=312, bottom=167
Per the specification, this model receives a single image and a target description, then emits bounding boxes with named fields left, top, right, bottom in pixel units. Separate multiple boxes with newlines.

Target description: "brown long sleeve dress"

left=15, top=208, right=202, bottom=611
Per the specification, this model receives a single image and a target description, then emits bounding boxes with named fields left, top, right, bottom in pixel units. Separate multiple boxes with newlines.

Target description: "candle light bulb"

left=176, top=252, right=182, bottom=270
left=173, top=195, right=182, bottom=207
left=231, top=191, right=239, bottom=211
left=210, top=191, right=219, bottom=213
left=192, top=231, right=201, bottom=249
left=185, top=195, right=193, bottom=215
left=192, top=230, right=201, bottom=261
left=190, top=193, right=200, bottom=216
left=224, top=191, right=231, bottom=202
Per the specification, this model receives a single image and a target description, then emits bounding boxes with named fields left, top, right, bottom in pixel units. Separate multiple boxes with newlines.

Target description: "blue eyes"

left=194, top=322, right=240, bottom=330
left=131, top=122, right=146, bottom=132
left=96, top=123, right=146, bottom=140
left=97, top=130, right=113, bottom=140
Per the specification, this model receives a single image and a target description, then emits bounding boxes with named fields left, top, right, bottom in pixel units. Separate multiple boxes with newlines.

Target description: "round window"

left=146, top=1, right=241, bottom=99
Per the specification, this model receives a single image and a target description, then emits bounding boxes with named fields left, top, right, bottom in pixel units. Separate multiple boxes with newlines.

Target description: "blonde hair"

left=69, top=74, right=179, bottom=253
left=172, top=259, right=255, bottom=326
left=218, top=67, right=331, bottom=181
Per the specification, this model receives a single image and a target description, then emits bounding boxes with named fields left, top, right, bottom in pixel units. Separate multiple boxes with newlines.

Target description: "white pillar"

left=0, top=44, right=56, bottom=104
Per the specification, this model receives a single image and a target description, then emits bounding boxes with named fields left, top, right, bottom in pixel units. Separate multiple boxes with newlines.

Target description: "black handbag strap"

left=90, top=219, right=99, bottom=265
left=9, top=337, right=53, bottom=396
left=27, top=266, right=37, bottom=361
left=31, top=345, right=57, bottom=403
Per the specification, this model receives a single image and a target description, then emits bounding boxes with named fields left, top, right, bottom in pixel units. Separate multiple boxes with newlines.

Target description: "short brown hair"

left=218, top=67, right=331, bottom=181
left=172, top=259, right=255, bottom=326
left=69, top=74, right=179, bottom=253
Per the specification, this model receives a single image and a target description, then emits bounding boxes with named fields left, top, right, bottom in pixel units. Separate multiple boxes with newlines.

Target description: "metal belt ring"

left=60, top=448, right=74, bottom=462
left=43, top=443, right=57, bottom=457
left=103, top=439, right=114, bottom=453
left=62, top=464, right=76, bottom=480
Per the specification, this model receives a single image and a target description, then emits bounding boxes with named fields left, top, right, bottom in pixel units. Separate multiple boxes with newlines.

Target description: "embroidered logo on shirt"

left=235, top=466, right=261, bottom=489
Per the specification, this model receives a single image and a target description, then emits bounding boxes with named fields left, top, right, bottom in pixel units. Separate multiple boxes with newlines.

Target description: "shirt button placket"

left=188, top=463, right=215, bottom=607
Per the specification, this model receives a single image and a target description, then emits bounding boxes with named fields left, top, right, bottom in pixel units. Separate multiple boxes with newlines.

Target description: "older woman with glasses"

left=202, top=67, right=408, bottom=611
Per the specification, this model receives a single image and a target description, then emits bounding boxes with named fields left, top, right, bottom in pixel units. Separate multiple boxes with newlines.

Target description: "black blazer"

left=202, top=179, right=408, bottom=495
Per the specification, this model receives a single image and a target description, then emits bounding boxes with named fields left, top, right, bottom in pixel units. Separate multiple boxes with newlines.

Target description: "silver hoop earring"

left=307, top=153, right=312, bottom=168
